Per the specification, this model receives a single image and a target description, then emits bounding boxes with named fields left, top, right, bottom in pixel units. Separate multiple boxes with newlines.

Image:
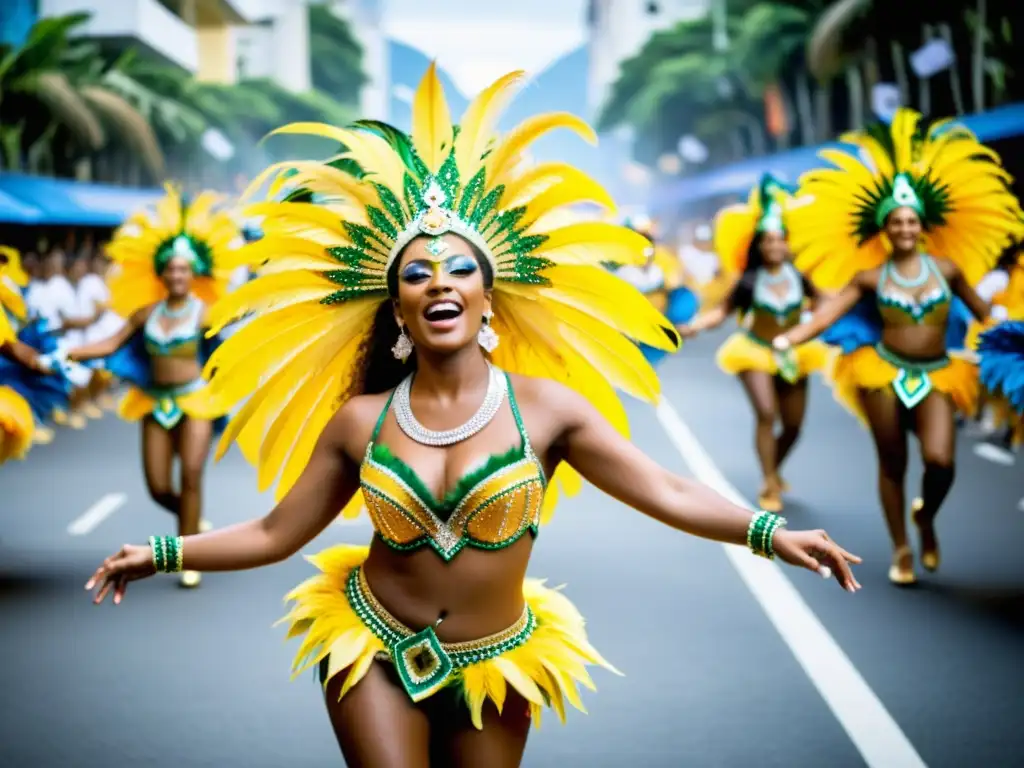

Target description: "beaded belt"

left=345, top=567, right=536, bottom=702
left=744, top=331, right=800, bottom=383
left=146, top=378, right=204, bottom=430
left=875, top=344, right=949, bottom=409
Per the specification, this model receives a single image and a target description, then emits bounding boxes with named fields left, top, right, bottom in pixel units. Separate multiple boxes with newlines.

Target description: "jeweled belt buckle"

left=393, top=620, right=454, bottom=702
left=893, top=368, right=932, bottom=409
left=775, top=349, right=799, bottom=384
left=153, top=397, right=183, bottom=429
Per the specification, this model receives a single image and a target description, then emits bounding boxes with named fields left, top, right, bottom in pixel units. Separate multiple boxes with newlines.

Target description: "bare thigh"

left=434, top=689, right=532, bottom=768
left=324, top=661, right=431, bottom=768
left=141, top=417, right=175, bottom=496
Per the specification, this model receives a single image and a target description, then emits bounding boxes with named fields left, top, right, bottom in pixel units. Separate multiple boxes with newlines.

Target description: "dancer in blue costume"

left=611, top=214, right=698, bottom=365
left=977, top=321, right=1024, bottom=449
left=0, top=247, right=69, bottom=458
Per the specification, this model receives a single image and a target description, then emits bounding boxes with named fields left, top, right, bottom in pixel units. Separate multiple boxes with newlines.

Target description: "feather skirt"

left=716, top=332, right=830, bottom=379
left=279, top=544, right=620, bottom=730
left=829, top=346, right=979, bottom=425
left=0, top=385, right=33, bottom=464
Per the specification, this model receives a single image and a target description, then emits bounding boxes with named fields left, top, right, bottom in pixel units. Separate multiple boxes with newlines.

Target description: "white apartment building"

left=586, top=0, right=711, bottom=118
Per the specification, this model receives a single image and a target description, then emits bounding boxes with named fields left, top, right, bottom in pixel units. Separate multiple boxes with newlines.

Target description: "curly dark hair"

left=351, top=235, right=495, bottom=398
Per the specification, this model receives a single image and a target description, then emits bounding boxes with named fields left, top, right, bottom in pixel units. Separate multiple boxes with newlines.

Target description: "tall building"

left=234, top=0, right=312, bottom=91
left=329, top=0, right=388, bottom=120
left=586, top=0, right=711, bottom=119
left=36, top=0, right=255, bottom=80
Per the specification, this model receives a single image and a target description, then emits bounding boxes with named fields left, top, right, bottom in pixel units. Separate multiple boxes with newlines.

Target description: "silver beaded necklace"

left=393, top=363, right=507, bottom=446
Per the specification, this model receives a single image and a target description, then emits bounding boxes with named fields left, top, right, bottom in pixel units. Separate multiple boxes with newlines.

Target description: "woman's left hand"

left=772, top=528, right=862, bottom=592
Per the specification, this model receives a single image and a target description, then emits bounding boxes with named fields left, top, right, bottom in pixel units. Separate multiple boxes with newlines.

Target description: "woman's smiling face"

left=393, top=234, right=492, bottom=356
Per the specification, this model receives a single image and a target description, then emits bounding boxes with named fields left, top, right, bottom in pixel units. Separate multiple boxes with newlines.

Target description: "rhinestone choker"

left=394, top=364, right=507, bottom=446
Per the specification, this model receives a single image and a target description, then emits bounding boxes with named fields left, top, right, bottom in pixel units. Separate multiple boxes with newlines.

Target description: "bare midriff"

left=361, top=533, right=534, bottom=642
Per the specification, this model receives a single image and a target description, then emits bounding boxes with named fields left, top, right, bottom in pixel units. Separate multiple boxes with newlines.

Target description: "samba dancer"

left=86, top=67, right=860, bottom=766
left=62, top=187, right=236, bottom=588
left=680, top=175, right=830, bottom=512
left=776, top=110, right=1022, bottom=585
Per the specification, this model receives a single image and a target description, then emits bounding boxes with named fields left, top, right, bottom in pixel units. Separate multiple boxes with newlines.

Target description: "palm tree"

left=598, top=13, right=768, bottom=167
left=733, top=1, right=830, bottom=145
left=0, top=13, right=167, bottom=180
left=308, top=2, right=367, bottom=104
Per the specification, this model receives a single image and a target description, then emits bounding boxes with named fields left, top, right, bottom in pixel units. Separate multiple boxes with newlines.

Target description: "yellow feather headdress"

left=0, top=246, right=29, bottom=339
left=201, top=64, right=681, bottom=520
left=789, top=109, right=1024, bottom=290
left=105, top=184, right=239, bottom=317
left=713, top=174, right=796, bottom=276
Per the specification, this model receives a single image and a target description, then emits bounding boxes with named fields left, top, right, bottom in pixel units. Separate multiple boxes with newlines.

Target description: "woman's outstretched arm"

left=544, top=382, right=861, bottom=591
left=85, top=402, right=363, bottom=603
left=67, top=307, right=147, bottom=362
left=778, top=272, right=870, bottom=347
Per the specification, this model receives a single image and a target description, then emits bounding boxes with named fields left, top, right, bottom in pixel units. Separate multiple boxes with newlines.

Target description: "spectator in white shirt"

left=34, top=248, right=97, bottom=429
left=69, top=254, right=109, bottom=420
left=85, top=248, right=122, bottom=411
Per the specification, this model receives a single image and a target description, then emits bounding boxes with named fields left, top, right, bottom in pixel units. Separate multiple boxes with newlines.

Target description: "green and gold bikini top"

left=749, top=262, right=805, bottom=326
left=359, top=373, right=546, bottom=561
left=876, top=254, right=951, bottom=327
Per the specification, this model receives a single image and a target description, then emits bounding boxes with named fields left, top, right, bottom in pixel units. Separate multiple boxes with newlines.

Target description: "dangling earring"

left=478, top=310, right=499, bottom=353
left=392, top=325, right=413, bottom=362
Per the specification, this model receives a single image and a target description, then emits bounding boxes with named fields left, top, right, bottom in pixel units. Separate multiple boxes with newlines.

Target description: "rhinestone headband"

left=385, top=180, right=497, bottom=273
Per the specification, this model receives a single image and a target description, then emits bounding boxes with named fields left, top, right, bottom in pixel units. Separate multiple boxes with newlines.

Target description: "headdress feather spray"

left=200, top=64, right=681, bottom=522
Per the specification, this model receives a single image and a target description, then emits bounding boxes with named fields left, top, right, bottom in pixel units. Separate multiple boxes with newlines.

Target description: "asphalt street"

left=1, top=326, right=1021, bottom=768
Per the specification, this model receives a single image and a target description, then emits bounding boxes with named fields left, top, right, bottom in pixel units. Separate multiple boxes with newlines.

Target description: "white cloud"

left=385, top=18, right=586, bottom=94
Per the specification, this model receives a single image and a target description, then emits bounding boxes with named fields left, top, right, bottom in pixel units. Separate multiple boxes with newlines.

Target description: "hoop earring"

left=391, top=326, right=413, bottom=362
left=477, top=311, right=499, bottom=353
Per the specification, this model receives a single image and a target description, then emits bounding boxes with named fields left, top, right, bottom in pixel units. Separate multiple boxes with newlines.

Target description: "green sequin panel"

left=366, top=205, right=398, bottom=240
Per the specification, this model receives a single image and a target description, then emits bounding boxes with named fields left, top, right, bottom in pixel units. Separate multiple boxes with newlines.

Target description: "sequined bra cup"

left=144, top=297, right=202, bottom=359
left=876, top=255, right=951, bottom=327
left=360, top=374, right=546, bottom=561
left=750, top=263, right=804, bottom=325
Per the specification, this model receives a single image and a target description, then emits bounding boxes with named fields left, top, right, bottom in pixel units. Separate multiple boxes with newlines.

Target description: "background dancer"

left=680, top=175, right=829, bottom=512
left=777, top=110, right=1023, bottom=585
left=62, top=186, right=237, bottom=588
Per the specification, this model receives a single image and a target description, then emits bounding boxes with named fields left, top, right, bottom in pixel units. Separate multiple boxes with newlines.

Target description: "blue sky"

left=384, top=0, right=588, bottom=93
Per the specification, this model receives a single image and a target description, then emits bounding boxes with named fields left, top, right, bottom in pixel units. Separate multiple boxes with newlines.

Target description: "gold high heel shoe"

left=911, top=497, right=940, bottom=572
left=888, top=545, right=916, bottom=586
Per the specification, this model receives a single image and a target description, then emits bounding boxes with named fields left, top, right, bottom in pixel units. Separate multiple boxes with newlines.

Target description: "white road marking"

left=67, top=493, right=126, bottom=536
left=656, top=398, right=927, bottom=768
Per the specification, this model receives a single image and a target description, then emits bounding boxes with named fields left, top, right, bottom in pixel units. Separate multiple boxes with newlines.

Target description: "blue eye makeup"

left=399, top=254, right=479, bottom=283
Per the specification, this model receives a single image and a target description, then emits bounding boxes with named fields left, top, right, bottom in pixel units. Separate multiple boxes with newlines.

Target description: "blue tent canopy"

left=0, top=187, right=44, bottom=224
left=653, top=102, right=1024, bottom=213
left=0, top=173, right=164, bottom=226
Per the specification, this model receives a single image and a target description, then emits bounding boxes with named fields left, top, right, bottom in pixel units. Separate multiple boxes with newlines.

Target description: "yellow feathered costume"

left=789, top=109, right=1023, bottom=291
left=711, top=175, right=830, bottom=382
left=0, top=247, right=35, bottom=462
left=789, top=109, right=1023, bottom=423
left=104, top=185, right=238, bottom=427
left=106, top=184, right=238, bottom=318
left=201, top=64, right=679, bottom=727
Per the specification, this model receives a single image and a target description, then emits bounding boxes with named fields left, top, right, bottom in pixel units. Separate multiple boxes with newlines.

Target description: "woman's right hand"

left=85, top=544, right=157, bottom=605
left=677, top=323, right=698, bottom=339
